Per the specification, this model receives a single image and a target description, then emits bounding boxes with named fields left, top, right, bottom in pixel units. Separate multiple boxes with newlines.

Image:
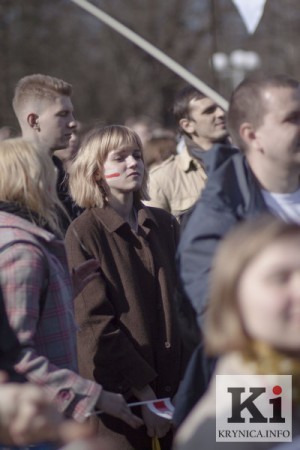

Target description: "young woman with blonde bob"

left=175, top=215, right=300, bottom=450
left=65, top=125, right=187, bottom=450
left=0, top=138, right=142, bottom=443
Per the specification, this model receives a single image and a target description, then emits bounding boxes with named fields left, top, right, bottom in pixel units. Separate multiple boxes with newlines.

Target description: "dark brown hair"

left=173, top=85, right=206, bottom=129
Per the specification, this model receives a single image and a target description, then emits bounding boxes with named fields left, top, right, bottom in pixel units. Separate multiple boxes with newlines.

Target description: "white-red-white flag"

left=85, top=397, right=174, bottom=419
left=127, top=398, right=174, bottom=420
left=146, top=398, right=174, bottom=420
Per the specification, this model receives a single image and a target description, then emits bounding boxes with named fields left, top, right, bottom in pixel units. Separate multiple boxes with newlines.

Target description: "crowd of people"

left=1, top=71, right=300, bottom=450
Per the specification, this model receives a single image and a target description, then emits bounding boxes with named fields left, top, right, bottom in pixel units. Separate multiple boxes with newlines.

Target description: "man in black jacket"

left=174, top=74, right=300, bottom=426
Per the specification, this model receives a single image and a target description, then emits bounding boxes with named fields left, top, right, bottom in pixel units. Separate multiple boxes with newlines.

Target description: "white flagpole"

left=69, top=0, right=229, bottom=111
left=85, top=398, right=172, bottom=417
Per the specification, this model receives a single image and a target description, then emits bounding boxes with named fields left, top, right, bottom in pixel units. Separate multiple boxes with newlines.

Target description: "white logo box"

left=216, top=374, right=292, bottom=442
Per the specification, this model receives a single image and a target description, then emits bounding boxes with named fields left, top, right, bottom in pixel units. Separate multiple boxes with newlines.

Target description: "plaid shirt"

left=0, top=212, right=101, bottom=422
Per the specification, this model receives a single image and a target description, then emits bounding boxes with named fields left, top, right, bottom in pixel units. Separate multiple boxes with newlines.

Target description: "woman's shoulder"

left=65, top=208, right=108, bottom=249
left=68, top=208, right=103, bottom=231
left=0, top=215, right=45, bottom=249
left=0, top=226, right=49, bottom=269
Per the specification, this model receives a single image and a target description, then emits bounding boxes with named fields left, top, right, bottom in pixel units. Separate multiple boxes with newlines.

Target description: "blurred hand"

left=141, top=405, right=171, bottom=438
left=132, top=384, right=171, bottom=438
left=96, top=390, right=143, bottom=429
left=0, top=380, right=97, bottom=446
left=71, top=259, right=100, bottom=297
left=0, top=383, right=62, bottom=445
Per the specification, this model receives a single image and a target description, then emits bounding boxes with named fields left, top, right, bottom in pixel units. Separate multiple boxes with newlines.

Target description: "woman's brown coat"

left=65, top=204, right=188, bottom=449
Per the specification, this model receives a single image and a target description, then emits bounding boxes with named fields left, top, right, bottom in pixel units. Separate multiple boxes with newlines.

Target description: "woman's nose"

left=127, top=155, right=137, bottom=167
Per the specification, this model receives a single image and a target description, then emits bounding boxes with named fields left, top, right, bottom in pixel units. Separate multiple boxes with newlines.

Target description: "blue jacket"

left=177, top=144, right=268, bottom=328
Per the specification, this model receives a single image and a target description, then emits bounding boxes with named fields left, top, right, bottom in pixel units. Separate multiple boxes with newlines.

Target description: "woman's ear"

left=94, top=169, right=108, bottom=198
left=94, top=168, right=102, bottom=181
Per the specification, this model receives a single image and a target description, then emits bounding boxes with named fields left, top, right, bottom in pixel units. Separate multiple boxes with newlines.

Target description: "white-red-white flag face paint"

left=232, top=0, right=267, bottom=34
left=104, top=170, right=121, bottom=179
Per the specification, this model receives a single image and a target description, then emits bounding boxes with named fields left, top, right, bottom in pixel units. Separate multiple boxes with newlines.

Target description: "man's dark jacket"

left=174, top=144, right=270, bottom=427
left=177, top=143, right=268, bottom=328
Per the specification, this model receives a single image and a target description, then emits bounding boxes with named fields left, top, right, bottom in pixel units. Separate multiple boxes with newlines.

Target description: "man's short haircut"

left=12, top=74, right=72, bottom=117
left=173, top=85, right=206, bottom=127
left=227, top=73, right=299, bottom=151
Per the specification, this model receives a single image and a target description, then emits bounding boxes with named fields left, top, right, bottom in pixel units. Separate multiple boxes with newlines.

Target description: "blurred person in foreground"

left=175, top=215, right=300, bottom=450
left=65, top=125, right=189, bottom=450
left=0, top=138, right=142, bottom=447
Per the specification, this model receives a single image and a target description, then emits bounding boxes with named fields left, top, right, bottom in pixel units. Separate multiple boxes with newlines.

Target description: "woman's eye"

left=268, top=272, right=290, bottom=284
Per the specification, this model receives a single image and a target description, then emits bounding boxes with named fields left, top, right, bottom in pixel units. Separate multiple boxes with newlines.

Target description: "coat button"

left=164, top=341, right=171, bottom=348
left=165, top=386, right=172, bottom=393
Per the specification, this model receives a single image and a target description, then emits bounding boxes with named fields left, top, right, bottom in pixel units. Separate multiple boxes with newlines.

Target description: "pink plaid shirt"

left=0, top=212, right=102, bottom=422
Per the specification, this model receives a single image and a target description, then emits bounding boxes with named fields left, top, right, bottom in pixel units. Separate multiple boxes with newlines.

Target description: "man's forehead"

left=189, top=96, right=218, bottom=114
left=39, top=95, right=74, bottom=113
left=262, top=86, right=300, bottom=109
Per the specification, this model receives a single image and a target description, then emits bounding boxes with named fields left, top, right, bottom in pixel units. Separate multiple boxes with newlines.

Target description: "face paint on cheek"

left=105, top=172, right=121, bottom=179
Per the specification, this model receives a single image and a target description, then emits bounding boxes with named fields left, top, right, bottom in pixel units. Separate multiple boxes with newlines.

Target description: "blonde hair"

left=69, top=125, right=149, bottom=208
left=0, top=138, right=63, bottom=235
left=205, top=215, right=300, bottom=356
left=12, top=74, right=72, bottom=118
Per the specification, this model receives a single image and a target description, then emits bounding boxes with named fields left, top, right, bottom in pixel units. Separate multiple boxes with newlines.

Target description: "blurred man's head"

left=13, top=74, right=76, bottom=153
left=227, top=73, right=300, bottom=153
left=228, top=74, right=300, bottom=192
left=173, top=85, right=228, bottom=150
